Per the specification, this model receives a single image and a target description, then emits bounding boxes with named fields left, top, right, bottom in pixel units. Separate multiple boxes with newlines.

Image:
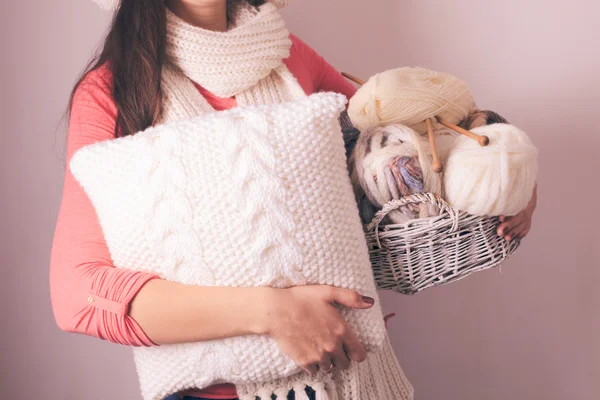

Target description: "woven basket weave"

left=364, top=193, right=520, bottom=295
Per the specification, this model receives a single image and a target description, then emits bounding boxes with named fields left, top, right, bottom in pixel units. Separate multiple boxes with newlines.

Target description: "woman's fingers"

left=317, top=356, right=334, bottom=374
left=327, top=287, right=375, bottom=310
left=498, top=215, right=519, bottom=237
left=342, top=326, right=367, bottom=364
left=303, top=362, right=319, bottom=375
left=498, top=205, right=535, bottom=241
left=519, top=223, right=531, bottom=239
left=329, top=342, right=350, bottom=370
left=504, top=221, right=526, bottom=241
left=276, top=285, right=371, bottom=376
left=512, top=222, right=531, bottom=240
left=497, top=217, right=509, bottom=236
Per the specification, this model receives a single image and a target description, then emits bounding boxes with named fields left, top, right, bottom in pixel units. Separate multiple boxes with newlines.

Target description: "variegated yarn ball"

left=347, top=67, right=475, bottom=135
left=349, top=124, right=445, bottom=224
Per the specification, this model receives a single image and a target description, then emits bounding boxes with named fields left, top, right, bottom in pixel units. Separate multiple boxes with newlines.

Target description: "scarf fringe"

left=238, top=377, right=337, bottom=400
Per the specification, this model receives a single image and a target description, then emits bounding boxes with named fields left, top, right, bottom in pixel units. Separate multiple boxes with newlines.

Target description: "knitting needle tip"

left=341, top=72, right=366, bottom=86
left=478, top=136, right=490, bottom=146
left=436, top=117, right=490, bottom=147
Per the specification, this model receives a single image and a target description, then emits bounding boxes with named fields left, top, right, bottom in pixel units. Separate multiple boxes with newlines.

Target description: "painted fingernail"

left=362, top=296, right=375, bottom=305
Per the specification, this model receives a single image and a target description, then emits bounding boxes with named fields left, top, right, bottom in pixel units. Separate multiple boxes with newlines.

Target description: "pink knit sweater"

left=49, top=33, right=357, bottom=399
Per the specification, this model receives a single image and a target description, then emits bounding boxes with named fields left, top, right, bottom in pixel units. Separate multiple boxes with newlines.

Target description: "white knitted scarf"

left=74, top=2, right=414, bottom=400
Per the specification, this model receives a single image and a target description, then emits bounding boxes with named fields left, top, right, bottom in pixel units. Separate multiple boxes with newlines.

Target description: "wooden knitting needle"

left=342, top=71, right=491, bottom=147
left=436, top=117, right=490, bottom=146
left=426, top=118, right=444, bottom=173
left=341, top=72, right=366, bottom=86
left=341, top=71, right=484, bottom=164
left=343, top=71, right=444, bottom=172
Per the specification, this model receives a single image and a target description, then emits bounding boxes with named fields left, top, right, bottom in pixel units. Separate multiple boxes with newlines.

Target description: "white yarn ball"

left=348, top=67, right=474, bottom=134
left=443, top=123, right=538, bottom=216
left=433, top=127, right=459, bottom=164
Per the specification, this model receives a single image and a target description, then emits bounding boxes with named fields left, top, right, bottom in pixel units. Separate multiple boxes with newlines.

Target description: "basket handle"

left=366, top=193, right=459, bottom=247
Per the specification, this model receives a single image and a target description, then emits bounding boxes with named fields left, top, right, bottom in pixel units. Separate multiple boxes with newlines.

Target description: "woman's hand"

left=264, top=285, right=374, bottom=374
left=497, top=184, right=538, bottom=241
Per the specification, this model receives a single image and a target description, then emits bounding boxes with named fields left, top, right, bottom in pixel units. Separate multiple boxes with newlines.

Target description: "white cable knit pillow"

left=70, top=92, right=386, bottom=400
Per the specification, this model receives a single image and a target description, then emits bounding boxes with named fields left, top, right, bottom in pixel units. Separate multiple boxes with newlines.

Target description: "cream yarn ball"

left=443, top=123, right=538, bottom=216
left=347, top=67, right=475, bottom=135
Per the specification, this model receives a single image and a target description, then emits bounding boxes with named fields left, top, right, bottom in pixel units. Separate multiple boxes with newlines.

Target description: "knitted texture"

left=443, top=123, right=538, bottom=216
left=335, top=334, right=414, bottom=400
left=347, top=67, right=474, bottom=134
left=74, top=3, right=413, bottom=400
left=236, top=332, right=415, bottom=400
left=166, top=4, right=292, bottom=98
left=71, top=91, right=391, bottom=399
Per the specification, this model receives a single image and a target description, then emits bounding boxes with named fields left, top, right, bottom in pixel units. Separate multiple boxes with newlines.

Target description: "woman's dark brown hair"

left=68, top=0, right=266, bottom=138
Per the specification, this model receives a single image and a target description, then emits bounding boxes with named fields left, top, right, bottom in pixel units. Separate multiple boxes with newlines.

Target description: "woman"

left=50, top=0, right=536, bottom=399
left=50, top=0, right=415, bottom=399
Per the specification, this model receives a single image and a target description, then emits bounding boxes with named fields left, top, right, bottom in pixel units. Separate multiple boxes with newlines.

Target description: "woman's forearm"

left=129, top=279, right=274, bottom=345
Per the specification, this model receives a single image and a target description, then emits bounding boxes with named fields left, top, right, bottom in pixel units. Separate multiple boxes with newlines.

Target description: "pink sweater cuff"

left=85, top=269, right=159, bottom=346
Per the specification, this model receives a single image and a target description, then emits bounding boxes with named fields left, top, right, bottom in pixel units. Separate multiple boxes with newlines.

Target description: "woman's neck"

left=167, top=0, right=229, bottom=32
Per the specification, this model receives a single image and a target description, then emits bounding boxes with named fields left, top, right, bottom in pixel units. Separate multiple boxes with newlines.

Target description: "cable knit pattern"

left=332, top=334, right=414, bottom=400
left=77, top=2, right=414, bottom=399
left=71, top=92, right=390, bottom=400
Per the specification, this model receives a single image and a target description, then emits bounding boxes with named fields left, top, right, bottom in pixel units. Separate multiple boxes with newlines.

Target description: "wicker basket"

left=365, top=193, right=521, bottom=295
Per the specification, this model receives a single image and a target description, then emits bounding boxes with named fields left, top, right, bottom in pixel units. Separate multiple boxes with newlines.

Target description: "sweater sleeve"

left=289, top=33, right=358, bottom=99
left=49, top=67, right=159, bottom=347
